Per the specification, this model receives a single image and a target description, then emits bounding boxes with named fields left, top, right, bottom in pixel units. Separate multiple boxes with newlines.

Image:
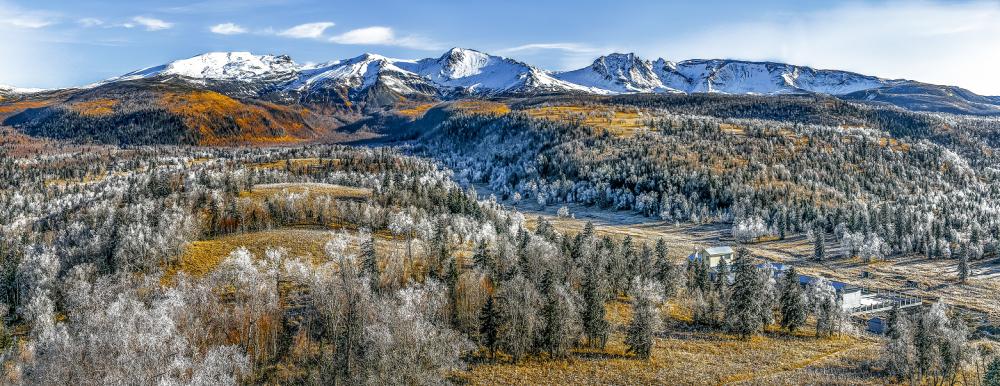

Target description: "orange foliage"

left=159, top=91, right=316, bottom=145
left=450, top=100, right=511, bottom=115
left=397, top=103, right=437, bottom=118
left=0, top=100, right=54, bottom=119
left=69, top=98, right=118, bottom=117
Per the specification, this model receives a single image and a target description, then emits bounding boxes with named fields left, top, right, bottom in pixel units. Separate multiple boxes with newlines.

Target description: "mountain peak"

left=80, top=48, right=1000, bottom=115
left=556, top=52, right=666, bottom=93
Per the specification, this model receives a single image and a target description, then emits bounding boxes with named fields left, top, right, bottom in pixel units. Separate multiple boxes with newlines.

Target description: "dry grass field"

left=524, top=105, right=650, bottom=136
left=449, top=100, right=511, bottom=115
left=242, top=182, right=372, bottom=201
left=173, top=227, right=332, bottom=276
left=457, top=299, right=886, bottom=385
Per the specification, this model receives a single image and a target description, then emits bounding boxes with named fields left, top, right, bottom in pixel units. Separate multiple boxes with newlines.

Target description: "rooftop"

left=704, top=246, right=734, bottom=255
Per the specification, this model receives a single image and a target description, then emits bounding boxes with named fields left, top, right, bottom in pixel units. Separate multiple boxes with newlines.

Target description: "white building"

left=687, top=246, right=735, bottom=269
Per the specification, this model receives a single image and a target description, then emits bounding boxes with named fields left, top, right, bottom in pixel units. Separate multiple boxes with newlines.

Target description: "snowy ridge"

left=555, top=53, right=673, bottom=93
left=400, top=48, right=595, bottom=94
left=104, top=52, right=298, bottom=83
left=557, top=55, right=895, bottom=96
left=0, top=84, right=46, bottom=94
left=62, top=48, right=1000, bottom=113
left=290, top=53, right=432, bottom=95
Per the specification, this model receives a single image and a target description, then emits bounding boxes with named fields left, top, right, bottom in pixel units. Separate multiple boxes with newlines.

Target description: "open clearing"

left=505, top=197, right=1000, bottom=317
left=457, top=299, right=884, bottom=386
left=524, top=105, right=651, bottom=136
left=242, top=182, right=372, bottom=201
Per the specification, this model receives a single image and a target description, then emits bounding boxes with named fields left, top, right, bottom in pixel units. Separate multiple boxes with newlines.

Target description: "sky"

left=2, top=0, right=1000, bottom=95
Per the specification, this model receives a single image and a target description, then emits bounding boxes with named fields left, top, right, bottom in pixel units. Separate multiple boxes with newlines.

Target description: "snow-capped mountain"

left=48, top=48, right=1000, bottom=114
left=289, top=53, right=439, bottom=103
left=0, top=84, right=46, bottom=95
left=555, top=53, right=672, bottom=93
left=400, top=48, right=592, bottom=95
left=108, top=52, right=299, bottom=83
left=663, top=59, right=891, bottom=95
left=556, top=55, right=892, bottom=96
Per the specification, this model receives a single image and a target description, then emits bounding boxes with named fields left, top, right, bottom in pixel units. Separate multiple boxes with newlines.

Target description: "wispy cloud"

left=329, top=26, right=441, bottom=50
left=77, top=18, right=103, bottom=27
left=210, top=22, right=247, bottom=35
left=278, top=22, right=334, bottom=39
left=0, top=4, right=57, bottom=29
left=498, top=42, right=615, bottom=71
left=499, top=43, right=600, bottom=54
left=128, top=16, right=173, bottom=31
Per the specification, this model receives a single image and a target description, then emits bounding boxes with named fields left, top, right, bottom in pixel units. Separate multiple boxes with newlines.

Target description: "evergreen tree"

left=958, top=245, right=969, bottom=283
left=446, top=256, right=460, bottom=326
left=540, top=285, right=580, bottom=359
left=479, top=295, right=500, bottom=357
left=472, top=240, right=491, bottom=271
left=726, top=248, right=764, bottom=339
left=360, top=231, right=379, bottom=293
left=695, top=254, right=711, bottom=293
left=778, top=266, right=806, bottom=333
left=885, top=302, right=901, bottom=339
left=653, top=239, right=675, bottom=298
left=814, top=222, right=826, bottom=261
left=715, top=256, right=730, bottom=304
left=625, top=283, right=660, bottom=360
left=985, top=356, right=1000, bottom=386
left=580, top=267, right=609, bottom=348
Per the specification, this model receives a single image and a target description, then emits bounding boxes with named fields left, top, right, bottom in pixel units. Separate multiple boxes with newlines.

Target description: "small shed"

left=687, top=246, right=735, bottom=269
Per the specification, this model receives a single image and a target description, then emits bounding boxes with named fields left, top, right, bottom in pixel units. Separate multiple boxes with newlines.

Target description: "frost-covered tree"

left=625, top=278, right=663, bottom=359
left=778, top=266, right=806, bottom=333
left=726, top=248, right=763, bottom=339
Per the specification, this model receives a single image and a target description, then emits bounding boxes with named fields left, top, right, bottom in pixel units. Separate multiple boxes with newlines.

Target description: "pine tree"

left=985, top=356, right=1000, bottom=386
left=814, top=222, right=826, bottom=261
left=360, top=231, right=379, bottom=293
left=654, top=239, right=675, bottom=298
left=778, top=266, right=806, bottom=333
left=695, top=254, right=710, bottom=293
left=885, top=302, right=901, bottom=339
left=958, top=245, right=969, bottom=283
left=479, top=295, right=500, bottom=357
left=446, top=256, right=460, bottom=327
left=580, top=268, right=609, bottom=348
left=625, top=287, right=659, bottom=360
left=472, top=240, right=491, bottom=271
left=715, top=256, right=730, bottom=304
left=540, top=285, right=579, bottom=359
left=726, top=248, right=763, bottom=339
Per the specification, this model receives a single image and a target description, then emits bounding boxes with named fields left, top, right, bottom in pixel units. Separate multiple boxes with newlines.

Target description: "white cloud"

left=130, top=16, right=173, bottom=31
left=210, top=22, right=247, bottom=35
left=0, top=4, right=56, bottom=29
left=278, top=22, right=334, bottom=39
left=329, top=26, right=440, bottom=49
left=497, top=42, right=618, bottom=71
left=650, top=1, right=1000, bottom=95
left=77, top=18, right=103, bottom=27
left=500, top=43, right=599, bottom=54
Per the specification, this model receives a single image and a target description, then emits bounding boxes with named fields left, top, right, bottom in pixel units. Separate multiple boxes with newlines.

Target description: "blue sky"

left=3, top=0, right=1000, bottom=95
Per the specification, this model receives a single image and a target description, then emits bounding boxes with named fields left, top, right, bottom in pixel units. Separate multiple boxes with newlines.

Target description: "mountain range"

left=2, top=47, right=993, bottom=114
left=36, top=47, right=988, bottom=115
left=2, top=47, right=1000, bottom=146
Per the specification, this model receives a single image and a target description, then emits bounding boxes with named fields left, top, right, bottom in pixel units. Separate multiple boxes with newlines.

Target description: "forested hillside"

left=1, top=81, right=354, bottom=146
left=419, top=96, right=1000, bottom=265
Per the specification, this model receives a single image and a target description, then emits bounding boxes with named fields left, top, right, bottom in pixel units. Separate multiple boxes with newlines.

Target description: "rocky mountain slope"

left=3, top=47, right=1000, bottom=146
left=69, top=48, right=1000, bottom=114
